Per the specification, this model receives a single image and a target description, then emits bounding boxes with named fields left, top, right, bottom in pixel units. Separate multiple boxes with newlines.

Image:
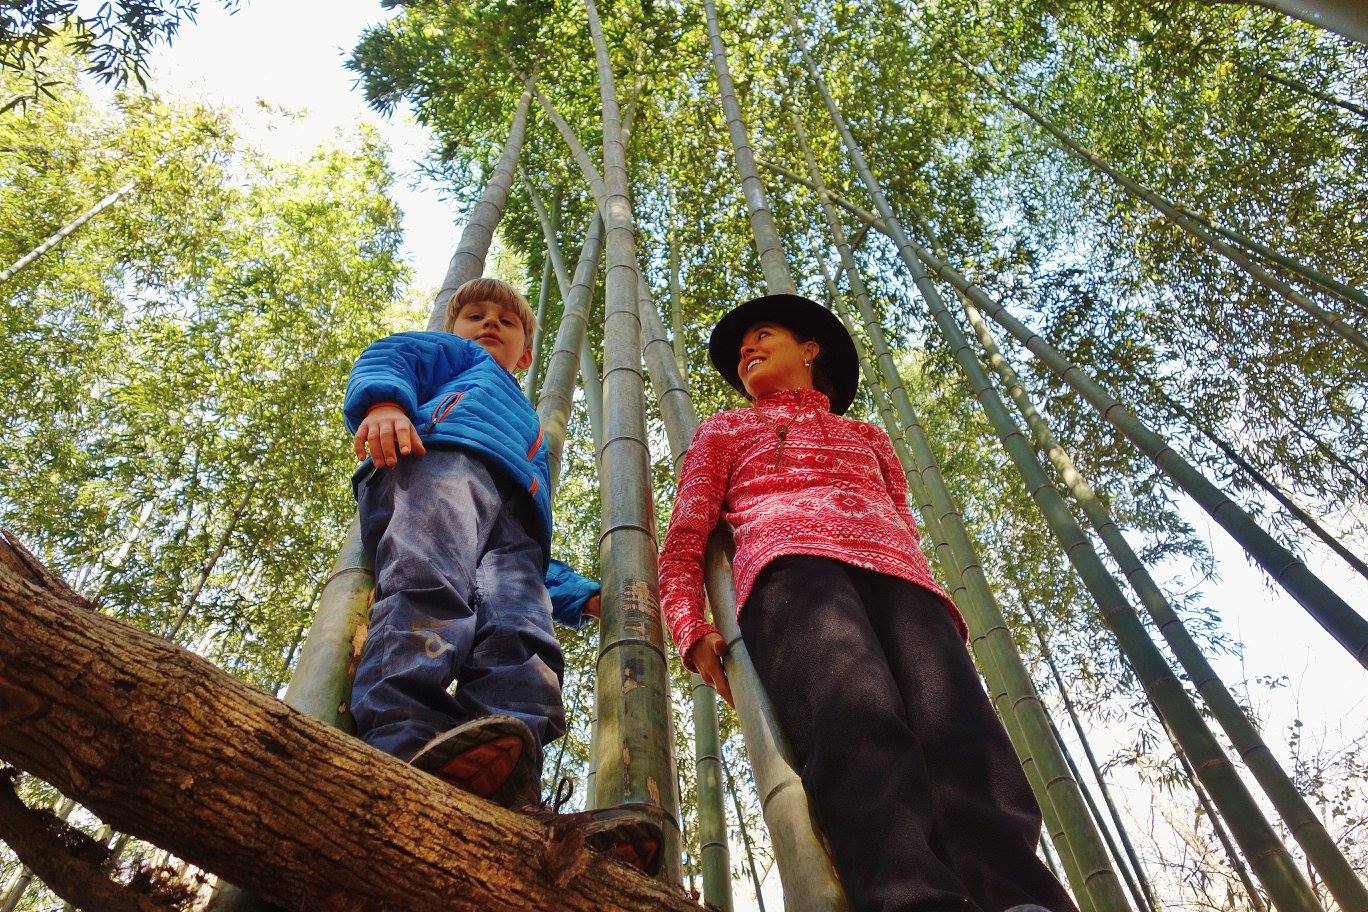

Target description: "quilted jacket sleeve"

left=545, top=559, right=601, bottom=629
left=343, top=332, right=474, bottom=433
left=659, top=416, right=730, bottom=673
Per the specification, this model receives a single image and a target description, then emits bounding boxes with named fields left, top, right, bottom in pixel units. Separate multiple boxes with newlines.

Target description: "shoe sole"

left=433, top=735, right=524, bottom=799
left=586, top=818, right=663, bottom=876
left=605, top=836, right=661, bottom=876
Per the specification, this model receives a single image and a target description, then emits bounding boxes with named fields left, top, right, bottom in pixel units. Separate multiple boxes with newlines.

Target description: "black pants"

left=740, top=556, right=1077, bottom=912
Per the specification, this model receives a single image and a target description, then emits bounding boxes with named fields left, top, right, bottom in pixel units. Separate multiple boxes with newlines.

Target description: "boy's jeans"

left=350, top=448, right=566, bottom=763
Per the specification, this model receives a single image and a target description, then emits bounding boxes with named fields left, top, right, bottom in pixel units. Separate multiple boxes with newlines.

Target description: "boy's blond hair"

left=444, top=277, right=536, bottom=350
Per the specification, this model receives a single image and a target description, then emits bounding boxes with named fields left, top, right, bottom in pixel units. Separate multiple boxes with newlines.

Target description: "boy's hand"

left=354, top=404, right=427, bottom=467
left=583, top=594, right=601, bottom=619
left=688, top=631, right=734, bottom=708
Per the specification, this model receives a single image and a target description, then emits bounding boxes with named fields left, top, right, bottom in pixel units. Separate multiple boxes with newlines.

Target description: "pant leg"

left=350, top=450, right=506, bottom=760
left=451, top=483, right=566, bottom=762
left=861, top=573, right=1077, bottom=912
left=739, top=555, right=979, bottom=912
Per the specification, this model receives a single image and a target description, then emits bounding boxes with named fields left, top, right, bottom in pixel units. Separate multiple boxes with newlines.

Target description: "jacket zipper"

left=423, top=391, right=463, bottom=432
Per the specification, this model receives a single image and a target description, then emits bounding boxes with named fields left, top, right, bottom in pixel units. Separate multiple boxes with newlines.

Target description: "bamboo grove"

left=1, top=0, right=1366, bottom=910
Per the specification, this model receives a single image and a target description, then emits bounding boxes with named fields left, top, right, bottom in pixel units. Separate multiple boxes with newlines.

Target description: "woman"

left=659, top=293, right=1074, bottom=912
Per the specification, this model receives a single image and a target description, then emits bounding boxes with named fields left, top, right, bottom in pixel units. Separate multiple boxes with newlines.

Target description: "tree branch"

left=0, top=770, right=189, bottom=912
left=0, top=532, right=699, bottom=912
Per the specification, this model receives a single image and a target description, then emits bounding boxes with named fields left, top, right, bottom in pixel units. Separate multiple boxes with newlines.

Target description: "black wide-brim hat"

left=708, top=293, right=860, bottom=415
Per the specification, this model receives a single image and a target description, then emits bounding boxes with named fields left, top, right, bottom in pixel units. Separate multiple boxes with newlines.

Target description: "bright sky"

left=145, top=0, right=457, bottom=288
left=137, top=3, right=1364, bottom=908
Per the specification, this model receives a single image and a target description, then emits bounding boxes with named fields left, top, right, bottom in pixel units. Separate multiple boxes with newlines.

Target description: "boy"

left=343, top=278, right=660, bottom=874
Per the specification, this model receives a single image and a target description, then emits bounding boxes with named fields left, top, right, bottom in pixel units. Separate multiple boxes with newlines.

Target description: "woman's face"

left=738, top=322, right=820, bottom=400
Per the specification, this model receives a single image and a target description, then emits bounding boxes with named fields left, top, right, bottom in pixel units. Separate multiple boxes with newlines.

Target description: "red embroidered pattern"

left=660, top=388, right=967, bottom=672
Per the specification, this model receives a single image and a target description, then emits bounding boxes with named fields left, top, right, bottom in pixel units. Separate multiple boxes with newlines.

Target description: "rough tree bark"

left=0, top=533, right=699, bottom=912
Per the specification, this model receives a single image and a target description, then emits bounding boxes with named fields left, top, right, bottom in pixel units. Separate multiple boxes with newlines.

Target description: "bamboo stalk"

left=581, top=0, right=682, bottom=884
left=935, top=243, right=1368, bottom=667
left=724, top=750, right=769, bottom=912
left=1164, top=715, right=1271, bottom=912
left=702, top=0, right=795, bottom=293
left=1156, top=393, right=1368, bottom=586
left=1046, top=713, right=1152, bottom=912
left=793, top=115, right=1129, bottom=912
left=525, top=247, right=553, bottom=400
left=1241, top=0, right=1368, bottom=46
left=1234, top=57, right=1368, bottom=122
left=165, top=472, right=260, bottom=641
left=428, top=90, right=533, bottom=328
left=523, top=176, right=605, bottom=454
left=540, top=42, right=840, bottom=899
left=1028, top=611, right=1158, bottom=912
left=0, top=154, right=168, bottom=285
left=668, top=216, right=688, bottom=377
left=1179, top=207, right=1368, bottom=317
left=774, top=139, right=1368, bottom=670
left=534, top=213, right=605, bottom=490
left=957, top=59, right=1368, bottom=356
left=1264, top=398, right=1368, bottom=489
left=638, top=252, right=728, bottom=912
left=791, top=56, right=1324, bottom=903
left=953, top=264, right=1368, bottom=911
left=692, top=673, right=733, bottom=912
left=636, top=271, right=846, bottom=911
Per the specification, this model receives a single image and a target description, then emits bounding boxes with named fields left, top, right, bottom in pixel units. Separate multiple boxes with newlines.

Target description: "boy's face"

left=451, top=300, right=533, bottom=373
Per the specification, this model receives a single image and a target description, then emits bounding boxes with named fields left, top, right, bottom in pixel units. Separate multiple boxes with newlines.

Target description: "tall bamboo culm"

left=1237, top=1, right=1368, bottom=50
left=524, top=177, right=607, bottom=453
left=1155, top=392, right=1368, bottom=586
left=1162, top=711, right=1272, bottom=912
left=576, top=0, right=683, bottom=883
left=637, top=270, right=844, bottom=911
left=0, top=153, right=169, bottom=285
left=792, top=112, right=1132, bottom=912
left=693, top=6, right=853, bottom=908
left=428, top=92, right=532, bottom=329
left=635, top=271, right=731, bottom=911
left=810, top=250, right=1099, bottom=912
left=1025, top=605, right=1158, bottom=912
left=723, top=752, right=769, bottom=912
left=524, top=245, right=553, bottom=400
left=770, top=148, right=1368, bottom=670
left=702, top=0, right=795, bottom=294
left=954, top=58, right=1368, bottom=357
left=208, top=90, right=535, bottom=912
left=790, top=44, right=1325, bottom=901
left=954, top=290, right=1368, bottom=912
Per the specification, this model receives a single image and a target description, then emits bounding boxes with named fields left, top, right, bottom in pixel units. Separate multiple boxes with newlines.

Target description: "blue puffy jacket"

left=343, top=331, right=598, bottom=628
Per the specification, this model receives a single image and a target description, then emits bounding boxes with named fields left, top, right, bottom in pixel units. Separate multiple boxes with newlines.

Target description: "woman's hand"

left=688, top=631, right=734, bottom=708
left=354, top=404, right=427, bottom=466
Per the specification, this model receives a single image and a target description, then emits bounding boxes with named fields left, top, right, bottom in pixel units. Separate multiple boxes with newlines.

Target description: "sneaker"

left=521, top=779, right=664, bottom=876
left=409, top=715, right=539, bottom=806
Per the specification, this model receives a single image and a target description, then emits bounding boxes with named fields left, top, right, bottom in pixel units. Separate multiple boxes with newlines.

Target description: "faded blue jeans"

left=350, top=448, right=566, bottom=763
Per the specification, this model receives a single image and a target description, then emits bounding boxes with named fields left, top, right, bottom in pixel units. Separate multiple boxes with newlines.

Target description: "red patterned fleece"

left=659, top=387, right=967, bottom=672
